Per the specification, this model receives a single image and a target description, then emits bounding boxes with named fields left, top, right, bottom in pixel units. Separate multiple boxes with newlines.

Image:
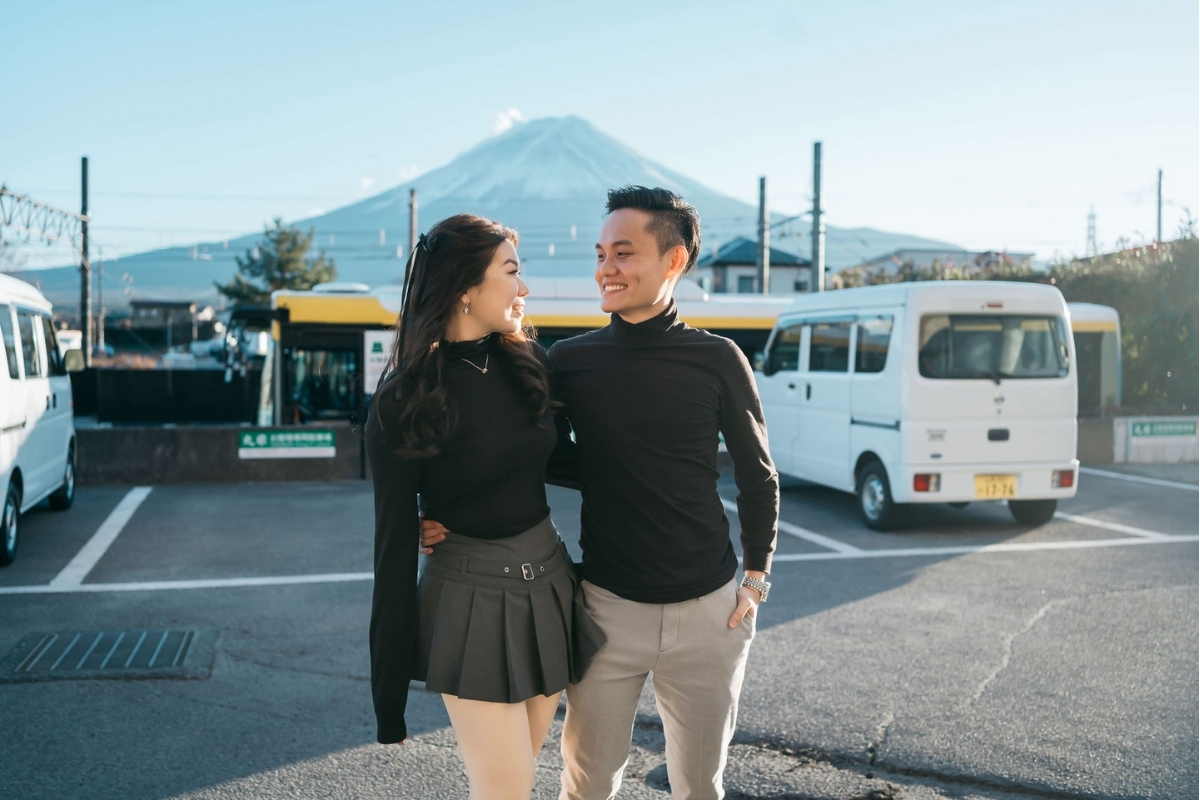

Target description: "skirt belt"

left=428, top=547, right=566, bottom=581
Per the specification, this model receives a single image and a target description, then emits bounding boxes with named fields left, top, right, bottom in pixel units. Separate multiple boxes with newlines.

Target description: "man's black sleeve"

left=718, top=342, right=779, bottom=573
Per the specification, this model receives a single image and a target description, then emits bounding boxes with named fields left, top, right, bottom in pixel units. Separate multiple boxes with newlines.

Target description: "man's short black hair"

left=605, top=185, right=701, bottom=274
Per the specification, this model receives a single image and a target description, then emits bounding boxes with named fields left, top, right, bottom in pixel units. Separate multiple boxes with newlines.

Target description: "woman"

left=366, top=213, right=603, bottom=799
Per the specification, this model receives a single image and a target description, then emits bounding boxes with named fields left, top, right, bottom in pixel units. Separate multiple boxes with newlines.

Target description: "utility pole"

left=80, top=156, right=92, bottom=366
left=1156, top=169, right=1162, bottom=244
left=407, top=188, right=418, bottom=282
left=811, top=142, right=825, bottom=292
left=96, top=247, right=105, bottom=358
left=756, top=176, right=770, bottom=293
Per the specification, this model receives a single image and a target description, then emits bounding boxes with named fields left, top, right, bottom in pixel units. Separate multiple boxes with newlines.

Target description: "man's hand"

left=728, top=570, right=766, bottom=627
left=419, top=517, right=449, bottom=555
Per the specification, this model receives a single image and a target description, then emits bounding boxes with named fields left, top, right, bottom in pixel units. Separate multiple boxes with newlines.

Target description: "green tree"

left=838, top=253, right=1036, bottom=287
left=1048, top=221, right=1198, bottom=414
left=216, top=218, right=337, bottom=306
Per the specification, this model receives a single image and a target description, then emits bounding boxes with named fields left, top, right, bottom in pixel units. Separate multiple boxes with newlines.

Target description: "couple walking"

left=366, top=185, right=780, bottom=799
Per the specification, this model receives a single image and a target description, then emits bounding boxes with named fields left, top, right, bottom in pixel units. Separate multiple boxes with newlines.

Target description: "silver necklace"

left=459, top=353, right=489, bottom=374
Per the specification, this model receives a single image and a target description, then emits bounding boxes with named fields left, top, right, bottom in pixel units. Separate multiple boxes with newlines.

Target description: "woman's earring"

left=463, top=302, right=470, bottom=314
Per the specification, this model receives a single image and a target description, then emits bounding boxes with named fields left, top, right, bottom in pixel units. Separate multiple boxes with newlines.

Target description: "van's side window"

left=16, top=311, right=43, bottom=379
left=809, top=321, right=851, bottom=372
left=0, top=306, right=17, bottom=379
left=855, top=315, right=893, bottom=374
left=767, top=324, right=803, bottom=372
left=40, top=317, right=66, bottom=376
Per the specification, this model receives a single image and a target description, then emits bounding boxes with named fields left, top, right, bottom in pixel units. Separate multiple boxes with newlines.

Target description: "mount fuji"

left=23, top=116, right=959, bottom=311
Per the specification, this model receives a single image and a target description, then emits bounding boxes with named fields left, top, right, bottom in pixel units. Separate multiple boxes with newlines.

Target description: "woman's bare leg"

left=443, top=694, right=541, bottom=800
left=526, top=691, right=562, bottom=754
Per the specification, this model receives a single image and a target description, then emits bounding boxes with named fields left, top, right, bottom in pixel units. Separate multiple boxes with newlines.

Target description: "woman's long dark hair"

left=371, top=213, right=554, bottom=457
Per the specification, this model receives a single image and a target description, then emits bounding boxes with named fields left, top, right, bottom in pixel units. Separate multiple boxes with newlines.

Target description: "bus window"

left=855, top=315, right=893, bottom=374
left=284, top=348, right=359, bottom=422
left=919, top=315, right=1069, bottom=380
left=766, top=324, right=803, bottom=373
left=809, top=321, right=851, bottom=373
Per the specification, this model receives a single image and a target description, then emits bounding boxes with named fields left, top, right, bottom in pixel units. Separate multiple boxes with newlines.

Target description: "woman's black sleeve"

left=365, top=407, right=423, bottom=743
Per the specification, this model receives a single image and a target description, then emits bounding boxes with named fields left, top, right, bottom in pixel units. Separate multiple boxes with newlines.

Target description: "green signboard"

left=1130, top=420, right=1197, bottom=438
left=238, top=429, right=336, bottom=459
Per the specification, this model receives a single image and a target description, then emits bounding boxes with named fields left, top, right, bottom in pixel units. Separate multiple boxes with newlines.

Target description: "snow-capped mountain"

left=23, top=116, right=960, bottom=310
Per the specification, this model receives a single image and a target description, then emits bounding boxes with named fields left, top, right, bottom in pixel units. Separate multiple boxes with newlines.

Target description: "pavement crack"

left=148, top=687, right=304, bottom=722
left=965, top=599, right=1061, bottom=708
left=223, top=650, right=367, bottom=682
left=866, top=710, right=895, bottom=765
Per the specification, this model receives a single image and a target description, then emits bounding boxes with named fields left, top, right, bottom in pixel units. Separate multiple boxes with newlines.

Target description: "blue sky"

left=4, top=0, right=1197, bottom=269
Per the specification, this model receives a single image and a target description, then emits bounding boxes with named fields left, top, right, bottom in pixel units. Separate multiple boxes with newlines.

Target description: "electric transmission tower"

left=1086, top=206, right=1097, bottom=257
left=0, top=180, right=91, bottom=361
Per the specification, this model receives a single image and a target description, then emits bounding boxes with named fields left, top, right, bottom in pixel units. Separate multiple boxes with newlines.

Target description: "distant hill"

left=20, top=116, right=960, bottom=312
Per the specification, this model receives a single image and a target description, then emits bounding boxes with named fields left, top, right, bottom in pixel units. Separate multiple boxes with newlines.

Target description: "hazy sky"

left=5, top=0, right=1197, bottom=269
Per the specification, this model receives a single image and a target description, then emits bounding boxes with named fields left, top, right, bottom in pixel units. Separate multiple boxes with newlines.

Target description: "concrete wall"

left=78, top=424, right=367, bottom=485
left=1112, top=417, right=1199, bottom=464
left=1077, top=418, right=1115, bottom=464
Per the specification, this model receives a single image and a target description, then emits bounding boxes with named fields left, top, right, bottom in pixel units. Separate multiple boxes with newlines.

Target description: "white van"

left=756, top=281, right=1079, bottom=529
left=0, top=274, right=83, bottom=565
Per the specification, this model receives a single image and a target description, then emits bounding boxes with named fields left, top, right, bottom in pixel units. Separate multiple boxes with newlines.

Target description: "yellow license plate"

left=975, top=474, right=1017, bottom=499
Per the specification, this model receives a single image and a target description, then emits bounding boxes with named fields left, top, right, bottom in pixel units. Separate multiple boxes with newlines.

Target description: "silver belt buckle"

left=521, top=563, right=535, bottom=581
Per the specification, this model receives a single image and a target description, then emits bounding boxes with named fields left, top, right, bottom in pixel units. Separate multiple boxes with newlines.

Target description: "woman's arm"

left=366, top=414, right=423, bottom=744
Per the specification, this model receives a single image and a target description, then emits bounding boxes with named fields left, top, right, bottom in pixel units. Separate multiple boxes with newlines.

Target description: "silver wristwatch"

left=741, top=575, right=771, bottom=603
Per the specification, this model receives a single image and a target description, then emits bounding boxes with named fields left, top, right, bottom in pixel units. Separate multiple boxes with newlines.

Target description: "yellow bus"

left=259, top=278, right=794, bottom=425
left=255, top=280, right=1121, bottom=425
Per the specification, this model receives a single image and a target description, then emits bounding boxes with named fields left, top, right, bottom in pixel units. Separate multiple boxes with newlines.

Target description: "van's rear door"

left=906, top=300, right=1075, bottom=467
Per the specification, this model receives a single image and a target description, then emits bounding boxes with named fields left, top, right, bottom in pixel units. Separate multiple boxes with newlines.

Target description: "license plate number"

left=975, top=474, right=1017, bottom=499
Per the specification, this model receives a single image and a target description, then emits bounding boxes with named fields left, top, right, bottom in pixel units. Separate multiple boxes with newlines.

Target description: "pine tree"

left=215, top=218, right=337, bottom=306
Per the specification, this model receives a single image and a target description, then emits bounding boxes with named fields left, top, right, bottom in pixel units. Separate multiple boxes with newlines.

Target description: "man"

left=426, top=186, right=779, bottom=799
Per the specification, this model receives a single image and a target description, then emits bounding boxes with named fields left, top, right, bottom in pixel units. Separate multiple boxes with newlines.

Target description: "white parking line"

left=48, top=487, right=153, bottom=588
left=1079, top=467, right=1199, bottom=492
left=769, top=534, right=1199, bottom=562
left=1052, top=511, right=1170, bottom=540
left=1, top=571, right=372, bottom=595
left=722, top=498, right=862, bottom=554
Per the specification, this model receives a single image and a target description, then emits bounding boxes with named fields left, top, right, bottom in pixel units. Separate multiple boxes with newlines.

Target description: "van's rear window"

left=918, top=314, right=1069, bottom=380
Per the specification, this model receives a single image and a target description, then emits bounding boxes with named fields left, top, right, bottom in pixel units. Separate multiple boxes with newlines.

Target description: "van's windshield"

left=918, top=314, right=1069, bottom=381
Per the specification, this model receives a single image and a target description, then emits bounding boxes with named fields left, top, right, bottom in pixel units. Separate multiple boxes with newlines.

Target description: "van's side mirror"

left=752, top=351, right=765, bottom=372
left=64, top=348, right=85, bottom=373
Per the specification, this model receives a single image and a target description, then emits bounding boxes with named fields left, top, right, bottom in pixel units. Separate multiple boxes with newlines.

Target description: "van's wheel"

left=857, top=461, right=898, bottom=531
left=49, top=443, right=76, bottom=511
left=1009, top=499, right=1057, bottom=526
left=0, top=482, right=19, bottom=567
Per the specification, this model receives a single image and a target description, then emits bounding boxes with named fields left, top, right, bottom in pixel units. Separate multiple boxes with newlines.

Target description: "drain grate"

left=0, top=629, right=217, bottom=683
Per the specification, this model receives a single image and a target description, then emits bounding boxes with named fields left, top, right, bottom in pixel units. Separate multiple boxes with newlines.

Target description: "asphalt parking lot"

left=0, top=463, right=1195, bottom=800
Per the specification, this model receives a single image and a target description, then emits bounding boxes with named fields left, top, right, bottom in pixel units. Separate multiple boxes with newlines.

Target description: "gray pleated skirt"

left=416, top=516, right=606, bottom=703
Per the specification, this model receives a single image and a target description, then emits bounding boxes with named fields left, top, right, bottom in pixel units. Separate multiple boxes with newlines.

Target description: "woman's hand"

left=419, top=517, right=449, bottom=555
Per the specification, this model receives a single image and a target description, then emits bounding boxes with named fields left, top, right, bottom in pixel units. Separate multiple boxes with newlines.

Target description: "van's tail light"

left=1052, top=469, right=1074, bottom=488
left=913, top=473, right=941, bottom=492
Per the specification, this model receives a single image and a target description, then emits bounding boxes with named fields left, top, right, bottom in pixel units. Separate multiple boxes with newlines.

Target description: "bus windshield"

left=918, top=314, right=1069, bottom=381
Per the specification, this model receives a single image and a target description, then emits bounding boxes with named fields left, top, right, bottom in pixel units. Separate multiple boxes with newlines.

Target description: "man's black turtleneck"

left=546, top=301, right=779, bottom=604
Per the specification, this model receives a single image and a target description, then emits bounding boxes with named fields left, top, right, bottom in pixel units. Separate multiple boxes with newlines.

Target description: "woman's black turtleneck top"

left=364, top=334, right=556, bottom=744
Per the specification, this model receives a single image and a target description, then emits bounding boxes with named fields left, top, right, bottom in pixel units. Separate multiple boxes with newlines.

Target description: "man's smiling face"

left=594, top=208, right=685, bottom=324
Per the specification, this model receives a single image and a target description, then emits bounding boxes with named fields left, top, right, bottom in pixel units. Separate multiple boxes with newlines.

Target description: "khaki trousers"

left=559, top=579, right=756, bottom=800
